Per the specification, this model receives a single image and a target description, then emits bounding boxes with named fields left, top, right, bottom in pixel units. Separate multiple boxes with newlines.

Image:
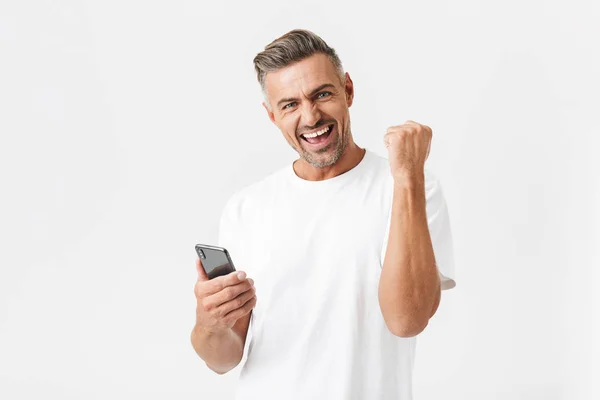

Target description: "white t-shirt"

left=218, top=149, right=456, bottom=400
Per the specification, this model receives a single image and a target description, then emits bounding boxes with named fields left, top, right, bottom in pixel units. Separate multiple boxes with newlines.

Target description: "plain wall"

left=0, top=1, right=598, bottom=399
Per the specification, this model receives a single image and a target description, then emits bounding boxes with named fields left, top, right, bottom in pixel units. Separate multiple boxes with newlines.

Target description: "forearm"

left=379, top=175, right=440, bottom=337
left=190, top=325, right=244, bottom=374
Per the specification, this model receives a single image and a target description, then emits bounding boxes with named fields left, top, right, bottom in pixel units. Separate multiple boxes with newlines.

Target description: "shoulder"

left=365, top=149, right=392, bottom=173
left=424, top=167, right=441, bottom=189
left=220, top=164, right=288, bottom=221
left=423, top=168, right=446, bottom=205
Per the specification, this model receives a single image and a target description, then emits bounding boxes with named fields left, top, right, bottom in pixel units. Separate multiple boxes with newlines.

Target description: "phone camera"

left=198, top=249, right=206, bottom=259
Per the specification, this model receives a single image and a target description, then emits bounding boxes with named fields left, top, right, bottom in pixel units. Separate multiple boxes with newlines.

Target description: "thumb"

left=195, top=258, right=209, bottom=282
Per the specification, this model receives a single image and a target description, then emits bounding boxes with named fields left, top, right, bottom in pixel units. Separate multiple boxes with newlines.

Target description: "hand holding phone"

left=194, top=250, right=256, bottom=334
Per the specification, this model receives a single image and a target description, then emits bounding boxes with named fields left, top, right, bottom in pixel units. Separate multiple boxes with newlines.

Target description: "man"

left=191, top=29, right=457, bottom=400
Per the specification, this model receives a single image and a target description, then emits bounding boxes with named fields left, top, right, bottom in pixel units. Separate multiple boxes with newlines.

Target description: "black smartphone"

left=195, top=244, right=237, bottom=280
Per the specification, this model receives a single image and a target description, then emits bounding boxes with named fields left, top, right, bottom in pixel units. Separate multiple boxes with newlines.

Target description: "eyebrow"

left=276, top=83, right=336, bottom=109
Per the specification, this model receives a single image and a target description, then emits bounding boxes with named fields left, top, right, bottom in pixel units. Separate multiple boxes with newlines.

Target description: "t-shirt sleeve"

left=217, top=192, right=255, bottom=346
left=217, top=196, right=236, bottom=251
left=217, top=193, right=246, bottom=261
left=217, top=191, right=252, bottom=277
left=380, top=170, right=457, bottom=290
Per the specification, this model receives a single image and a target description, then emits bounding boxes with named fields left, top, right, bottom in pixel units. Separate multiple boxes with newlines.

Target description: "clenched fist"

left=194, top=258, right=257, bottom=334
left=383, top=120, right=432, bottom=182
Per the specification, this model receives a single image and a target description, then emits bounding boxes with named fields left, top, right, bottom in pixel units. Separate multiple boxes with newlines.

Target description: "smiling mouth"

left=300, top=124, right=334, bottom=144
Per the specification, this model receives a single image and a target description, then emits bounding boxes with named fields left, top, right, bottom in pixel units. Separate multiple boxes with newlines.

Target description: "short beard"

left=297, top=120, right=350, bottom=168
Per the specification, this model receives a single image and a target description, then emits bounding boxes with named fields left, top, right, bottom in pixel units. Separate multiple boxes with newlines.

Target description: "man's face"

left=263, top=53, right=354, bottom=168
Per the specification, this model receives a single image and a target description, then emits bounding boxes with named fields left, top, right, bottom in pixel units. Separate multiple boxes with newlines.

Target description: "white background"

left=1, top=1, right=598, bottom=399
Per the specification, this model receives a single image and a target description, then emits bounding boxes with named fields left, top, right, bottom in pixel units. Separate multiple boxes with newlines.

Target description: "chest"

left=242, top=187, right=390, bottom=295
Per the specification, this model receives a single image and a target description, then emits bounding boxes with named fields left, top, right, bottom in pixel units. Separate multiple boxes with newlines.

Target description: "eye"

left=317, top=91, right=331, bottom=99
left=282, top=102, right=297, bottom=110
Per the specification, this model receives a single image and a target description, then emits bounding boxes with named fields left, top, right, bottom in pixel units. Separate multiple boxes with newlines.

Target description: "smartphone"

left=195, top=244, right=237, bottom=280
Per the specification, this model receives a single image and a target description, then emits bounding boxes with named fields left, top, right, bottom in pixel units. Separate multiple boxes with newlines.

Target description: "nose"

left=300, top=101, right=322, bottom=129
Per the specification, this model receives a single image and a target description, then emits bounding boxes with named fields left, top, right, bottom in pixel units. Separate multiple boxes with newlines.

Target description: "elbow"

left=379, top=300, right=431, bottom=338
left=208, top=364, right=227, bottom=375
left=387, top=319, right=429, bottom=338
left=211, top=368, right=230, bottom=376
left=206, top=361, right=239, bottom=375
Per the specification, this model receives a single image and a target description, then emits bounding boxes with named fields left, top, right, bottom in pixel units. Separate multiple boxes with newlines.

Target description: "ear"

left=262, top=102, right=276, bottom=124
left=344, top=72, right=354, bottom=108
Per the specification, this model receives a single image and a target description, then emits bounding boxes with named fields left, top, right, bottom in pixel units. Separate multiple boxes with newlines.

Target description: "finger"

left=206, top=270, right=248, bottom=296
left=205, top=278, right=255, bottom=309
left=386, top=125, right=404, bottom=134
left=196, top=258, right=209, bottom=282
left=216, top=286, right=256, bottom=316
left=223, top=294, right=257, bottom=321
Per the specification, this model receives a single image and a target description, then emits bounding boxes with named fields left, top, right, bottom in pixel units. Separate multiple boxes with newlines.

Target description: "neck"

left=293, top=143, right=366, bottom=181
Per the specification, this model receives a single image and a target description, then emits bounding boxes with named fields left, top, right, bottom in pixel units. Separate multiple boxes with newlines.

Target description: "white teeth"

left=303, top=126, right=330, bottom=139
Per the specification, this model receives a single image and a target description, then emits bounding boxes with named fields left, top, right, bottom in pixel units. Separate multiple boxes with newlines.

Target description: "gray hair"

left=253, top=29, right=345, bottom=110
